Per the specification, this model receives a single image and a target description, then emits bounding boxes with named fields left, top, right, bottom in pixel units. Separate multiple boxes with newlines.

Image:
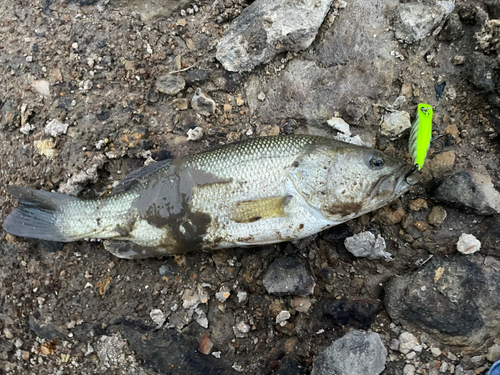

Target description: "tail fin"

left=3, top=185, right=78, bottom=242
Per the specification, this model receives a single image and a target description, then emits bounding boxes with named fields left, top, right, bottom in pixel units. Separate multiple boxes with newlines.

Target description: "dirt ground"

left=1, top=0, right=500, bottom=374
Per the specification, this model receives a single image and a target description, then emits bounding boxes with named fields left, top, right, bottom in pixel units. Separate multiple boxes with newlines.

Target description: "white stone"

left=276, top=310, right=291, bottom=326
left=187, top=127, right=204, bottom=141
left=45, top=119, right=69, bottom=137
left=31, top=80, right=51, bottom=97
left=344, top=231, right=393, bottom=261
left=150, top=309, right=166, bottom=327
left=457, top=233, right=481, bottom=255
left=380, top=110, right=411, bottom=138
left=327, top=117, right=351, bottom=135
left=430, top=347, right=442, bottom=357
left=398, top=332, right=419, bottom=354
left=403, top=364, right=416, bottom=375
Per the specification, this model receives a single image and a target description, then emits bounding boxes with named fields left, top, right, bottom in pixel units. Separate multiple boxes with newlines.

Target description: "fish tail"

left=3, top=185, right=79, bottom=242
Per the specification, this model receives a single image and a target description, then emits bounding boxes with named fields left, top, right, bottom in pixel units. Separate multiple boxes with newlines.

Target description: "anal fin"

left=103, top=240, right=169, bottom=259
left=230, top=196, right=291, bottom=223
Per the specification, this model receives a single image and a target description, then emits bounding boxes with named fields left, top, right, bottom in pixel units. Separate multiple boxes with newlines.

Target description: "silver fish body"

left=3, top=135, right=416, bottom=259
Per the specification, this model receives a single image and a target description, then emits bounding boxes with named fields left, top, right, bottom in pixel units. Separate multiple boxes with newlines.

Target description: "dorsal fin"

left=111, top=159, right=172, bottom=195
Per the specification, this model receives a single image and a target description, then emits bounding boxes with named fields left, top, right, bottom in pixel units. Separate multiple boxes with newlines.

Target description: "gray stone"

left=156, top=75, right=185, bottom=96
left=263, top=256, right=315, bottom=297
left=344, top=231, right=393, bottom=261
left=216, top=0, right=333, bottom=72
left=393, top=1, right=455, bottom=43
left=246, top=0, right=398, bottom=126
left=45, top=119, right=69, bottom=137
left=487, top=344, right=500, bottom=362
left=384, top=255, right=500, bottom=349
left=191, top=88, right=216, bottom=116
left=311, top=330, right=387, bottom=375
left=433, top=171, right=500, bottom=215
left=380, top=111, right=411, bottom=138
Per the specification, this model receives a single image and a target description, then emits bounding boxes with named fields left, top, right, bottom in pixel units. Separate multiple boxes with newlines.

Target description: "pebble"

left=380, top=110, right=411, bottom=138
left=20, top=123, right=34, bottom=135
left=399, top=332, right=421, bottom=354
left=45, top=119, right=69, bottom=137
left=431, top=347, right=442, bottom=357
left=156, top=75, right=185, bottom=95
left=233, top=321, right=250, bottom=338
left=291, top=296, right=311, bottom=313
left=430, top=151, right=455, bottom=177
left=182, top=289, right=200, bottom=309
left=403, top=364, right=416, bottom=375
left=427, top=206, right=447, bottom=226
left=187, top=127, right=204, bottom=141
left=456, top=233, right=481, bottom=255
left=409, top=198, right=428, bottom=211
left=440, top=361, right=449, bottom=372
left=263, top=257, right=315, bottom=297
left=452, top=55, right=465, bottom=65
left=276, top=310, right=291, bottom=326
left=311, top=330, right=387, bottom=375
left=172, top=98, right=189, bottom=110
left=327, top=117, right=351, bottom=135
left=199, top=333, right=213, bottom=355
left=487, top=344, right=500, bottom=362
left=31, top=80, right=51, bottom=97
left=216, top=286, right=231, bottom=302
left=150, top=309, right=166, bottom=328
left=191, top=88, right=216, bottom=116
left=237, top=291, right=247, bottom=304
left=389, top=339, right=400, bottom=351
left=344, top=231, right=393, bottom=261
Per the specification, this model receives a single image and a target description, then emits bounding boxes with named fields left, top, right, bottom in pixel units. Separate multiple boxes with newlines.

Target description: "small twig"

left=168, top=64, right=196, bottom=74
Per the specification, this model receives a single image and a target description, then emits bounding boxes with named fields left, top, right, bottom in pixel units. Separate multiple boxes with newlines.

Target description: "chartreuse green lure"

left=409, top=103, right=433, bottom=170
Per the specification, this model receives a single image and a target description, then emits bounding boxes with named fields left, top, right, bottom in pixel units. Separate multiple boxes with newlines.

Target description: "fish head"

left=290, top=143, right=419, bottom=222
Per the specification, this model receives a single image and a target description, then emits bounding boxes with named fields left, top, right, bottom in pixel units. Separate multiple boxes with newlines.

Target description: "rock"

left=380, top=111, right=411, bottom=138
left=467, top=52, right=498, bottom=93
left=95, top=333, right=128, bottom=367
left=156, top=75, right=185, bottom=95
left=150, top=309, right=166, bottom=328
left=191, top=88, right=216, bottom=116
left=246, top=0, right=398, bottom=126
left=45, top=119, right=69, bottom=137
left=398, top=332, right=421, bottom=354
left=438, top=13, right=465, bottom=41
left=263, top=257, right=315, bottom=297
left=311, top=330, right=387, bottom=375
left=215, top=286, right=231, bottom=302
left=187, top=127, right=204, bottom=141
left=487, top=344, right=500, bottom=362
left=481, top=216, right=500, bottom=256
left=173, top=98, right=189, bottom=110
left=433, top=171, right=500, bottom=215
left=384, top=255, right=500, bottom=349
left=276, top=311, right=291, bottom=326
left=431, top=347, right=442, bottom=357
left=31, top=79, right=51, bottom=97
left=403, top=364, right=416, bottom=375
left=233, top=321, right=250, bottom=338
left=216, top=0, right=333, bottom=72
left=327, top=117, right=351, bottom=135
left=183, top=69, right=210, bottom=86
left=344, top=232, right=393, bottom=261
left=182, top=289, right=200, bottom=309
left=316, top=298, right=382, bottom=330
left=427, top=206, right=447, bottom=227
left=430, top=151, right=456, bottom=177
left=28, top=316, right=64, bottom=341
left=393, top=1, right=455, bottom=43
left=457, top=233, right=481, bottom=255
left=198, top=333, right=213, bottom=355
left=291, top=296, right=311, bottom=313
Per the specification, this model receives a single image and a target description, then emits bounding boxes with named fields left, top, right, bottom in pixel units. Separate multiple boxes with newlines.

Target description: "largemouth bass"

left=3, top=135, right=417, bottom=259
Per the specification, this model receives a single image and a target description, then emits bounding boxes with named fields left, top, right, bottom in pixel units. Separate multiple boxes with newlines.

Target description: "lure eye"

left=369, top=156, right=385, bottom=169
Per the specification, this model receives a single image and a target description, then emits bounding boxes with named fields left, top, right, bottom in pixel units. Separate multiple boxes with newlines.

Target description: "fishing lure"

left=409, top=103, right=433, bottom=170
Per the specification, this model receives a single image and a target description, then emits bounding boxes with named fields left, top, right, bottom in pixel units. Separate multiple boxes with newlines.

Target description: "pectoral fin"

left=230, top=196, right=291, bottom=223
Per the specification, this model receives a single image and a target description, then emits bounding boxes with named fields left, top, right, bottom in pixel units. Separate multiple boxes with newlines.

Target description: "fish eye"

left=369, top=155, right=385, bottom=169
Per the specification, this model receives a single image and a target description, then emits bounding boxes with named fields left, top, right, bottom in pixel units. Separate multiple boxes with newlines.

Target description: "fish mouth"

left=370, top=164, right=417, bottom=201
